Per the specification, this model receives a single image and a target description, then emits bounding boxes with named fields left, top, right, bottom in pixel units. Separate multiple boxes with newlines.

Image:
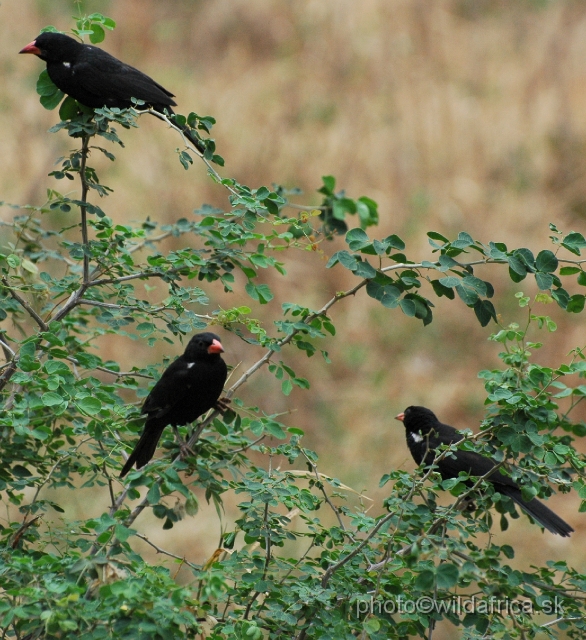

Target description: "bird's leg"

left=458, top=495, right=476, bottom=513
left=214, top=397, right=232, bottom=415
left=173, top=426, right=197, bottom=460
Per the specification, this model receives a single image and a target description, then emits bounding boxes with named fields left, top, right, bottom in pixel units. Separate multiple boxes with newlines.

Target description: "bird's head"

left=395, top=405, right=439, bottom=434
left=20, top=32, right=83, bottom=63
left=185, top=332, right=225, bottom=360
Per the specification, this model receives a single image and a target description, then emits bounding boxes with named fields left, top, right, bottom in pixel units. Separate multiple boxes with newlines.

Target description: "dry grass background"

left=2, top=0, right=586, bottom=635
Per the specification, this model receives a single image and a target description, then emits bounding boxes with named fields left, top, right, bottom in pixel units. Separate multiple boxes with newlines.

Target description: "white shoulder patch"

left=409, top=432, right=424, bottom=444
left=186, top=362, right=195, bottom=369
left=63, top=61, right=71, bottom=68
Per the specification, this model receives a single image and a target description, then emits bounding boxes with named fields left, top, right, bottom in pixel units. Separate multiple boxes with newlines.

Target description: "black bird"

left=20, top=32, right=205, bottom=153
left=120, top=332, right=228, bottom=477
left=396, top=406, right=573, bottom=537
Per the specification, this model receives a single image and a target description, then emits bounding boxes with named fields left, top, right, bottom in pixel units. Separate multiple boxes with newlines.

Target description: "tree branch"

left=2, top=278, right=48, bottom=331
left=79, top=134, right=91, bottom=284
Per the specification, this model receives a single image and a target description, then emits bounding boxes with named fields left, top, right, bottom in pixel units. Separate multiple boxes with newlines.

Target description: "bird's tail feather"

left=165, top=109, right=206, bottom=154
left=502, top=486, right=573, bottom=537
left=120, top=426, right=165, bottom=478
left=180, top=124, right=206, bottom=155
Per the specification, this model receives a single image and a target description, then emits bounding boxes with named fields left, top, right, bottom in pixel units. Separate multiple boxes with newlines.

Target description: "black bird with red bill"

left=120, top=332, right=228, bottom=478
left=20, top=31, right=205, bottom=153
left=396, top=405, right=573, bottom=537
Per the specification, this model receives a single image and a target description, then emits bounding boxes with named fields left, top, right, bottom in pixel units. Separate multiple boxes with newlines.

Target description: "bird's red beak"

left=207, top=339, right=224, bottom=354
left=395, top=412, right=405, bottom=422
left=19, top=41, right=42, bottom=55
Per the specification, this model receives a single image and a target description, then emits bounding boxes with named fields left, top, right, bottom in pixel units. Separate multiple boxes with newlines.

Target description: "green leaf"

left=562, top=231, right=586, bottom=255
left=89, top=24, right=106, bottom=44
left=327, top=250, right=358, bottom=271
left=535, top=272, right=553, bottom=290
left=427, top=231, right=449, bottom=243
left=114, top=524, right=134, bottom=543
left=43, top=361, right=70, bottom=375
left=363, top=618, right=381, bottom=634
left=567, top=294, right=585, bottom=313
left=40, top=90, right=65, bottom=110
left=245, top=282, right=274, bottom=304
left=265, top=421, right=286, bottom=438
left=185, top=491, right=199, bottom=516
left=436, top=563, right=459, bottom=589
left=366, top=281, right=401, bottom=308
left=59, top=96, right=80, bottom=120
left=77, top=396, right=102, bottom=415
left=41, top=392, right=64, bottom=407
left=474, top=299, right=497, bottom=326
left=508, top=255, right=527, bottom=276
left=438, top=276, right=460, bottom=288
left=281, top=379, right=293, bottom=396
left=455, top=283, right=479, bottom=306
left=147, top=483, right=161, bottom=505
left=560, top=266, right=580, bottom=276
left=345, top=228, right=371, bottom=251
left=535, top=250, right=558, bottom=273
left=414, top=569, right=435, bottom=590
left=352, top=259, right=377, bottom=279
left=431, top=279, right=455, bottom=299
left=321, top=175, right=336, bottom=194
left=452, top=231, right=474, bottom=249
left=36, top=70, right=58, bottom=96
left=399, top=298, right=416, bottom=317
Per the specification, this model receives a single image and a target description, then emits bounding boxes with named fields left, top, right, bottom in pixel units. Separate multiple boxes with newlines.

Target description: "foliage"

left=1, top=9, right=585, bottom=640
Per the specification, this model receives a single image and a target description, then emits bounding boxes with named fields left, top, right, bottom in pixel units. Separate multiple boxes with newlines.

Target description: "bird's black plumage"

left=120, top=332, right=228, bottom=477
left=20, top=32, right=205, bottom=152
left=396, top=406, right=573, bottom=537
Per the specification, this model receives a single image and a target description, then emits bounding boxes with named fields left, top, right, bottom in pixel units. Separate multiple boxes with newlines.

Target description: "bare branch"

left=78, top=298, right=168, bottom=313
left=134, top=532, right=200, bottom=571
left=64, top=355, right=153, bottom=379
left=0, top=334, right=16, bottom=360
left=128, top=231, right=173, bottom=255
left=87, top=270, right=168, bottom=287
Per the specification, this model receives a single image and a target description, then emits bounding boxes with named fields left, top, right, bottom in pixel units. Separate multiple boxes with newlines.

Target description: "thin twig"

left=2, top=278, right=48, bottom=331
left=128, top=231, right=173, bottom=254
left=540, top=617, right=582, bottom=628
left=0, top=335, right=16, bottom=359
left=134, top=533, right=200, bottom=571
left=86, top=269, right=169, bottom=287
left=321, top=511, right=396, bottom=588
left=79, top=135, right=90, bottom=283
left=78, top=298, right=168, bottom=313
left=244, top=455, right=274, bottom=619
left=303, top=452, right=347, bottom=533
left=228, top=435, right=266, bottom=455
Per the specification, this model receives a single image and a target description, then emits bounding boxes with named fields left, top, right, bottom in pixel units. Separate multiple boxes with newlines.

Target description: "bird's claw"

left=215, top=397, right=232, bottom=415
left=178, top=440, right=197, bottom=460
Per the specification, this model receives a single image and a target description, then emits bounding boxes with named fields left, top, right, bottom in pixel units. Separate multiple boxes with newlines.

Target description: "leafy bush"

left=1, top=12, right=585, bottom=640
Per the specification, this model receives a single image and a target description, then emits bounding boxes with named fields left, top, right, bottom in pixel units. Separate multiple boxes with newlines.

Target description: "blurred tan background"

left=2, top=0, right=586, bottom=633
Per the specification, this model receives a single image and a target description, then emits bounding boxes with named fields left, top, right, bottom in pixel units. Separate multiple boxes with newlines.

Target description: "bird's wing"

left=141, top=358, right=198, bottom=419
left=433, top=438, right=519, bottom=488
left=73, top=55, right=176, bottom=106
left=436, top=448, right=500, bottom=477
left=141, top=357, right=226, bottom=423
